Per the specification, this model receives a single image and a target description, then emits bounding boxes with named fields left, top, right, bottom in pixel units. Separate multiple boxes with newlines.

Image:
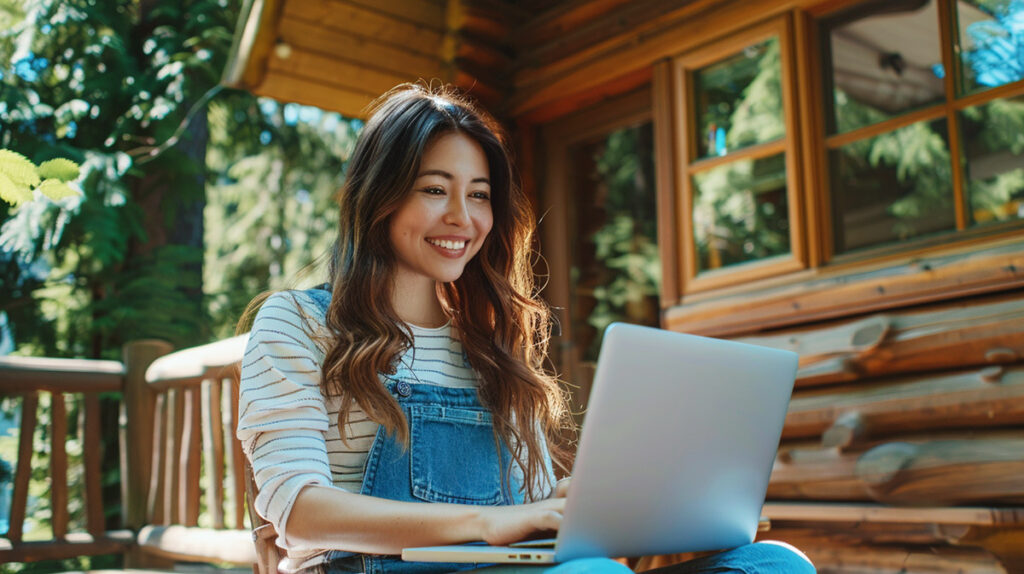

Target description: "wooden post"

left=121, top=339, right=173, bottom=568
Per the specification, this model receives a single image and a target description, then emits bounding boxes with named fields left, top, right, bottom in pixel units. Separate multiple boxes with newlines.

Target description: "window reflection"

left=826, top=0, right=945, bottom=134
left=569, top=123, right=660, bottom=362
left=957, top=0, right=1024, bottom=93
left=693, top=38, right=783, bottom=158
left=830, top=119, right=956, bottom=253
left=960, top=95, right=1024, bottom=225
left=692, top=153, right=790, bottom=271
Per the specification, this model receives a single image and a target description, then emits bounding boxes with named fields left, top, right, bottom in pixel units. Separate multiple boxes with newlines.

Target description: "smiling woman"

left=388, top=132, right=495, bottom=326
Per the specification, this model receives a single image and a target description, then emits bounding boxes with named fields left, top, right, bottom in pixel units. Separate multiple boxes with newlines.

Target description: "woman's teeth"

left=428, top=239, right=467, bottom=250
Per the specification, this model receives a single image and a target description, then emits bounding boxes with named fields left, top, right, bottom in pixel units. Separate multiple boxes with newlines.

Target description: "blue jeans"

left=473, top=542, right=815, bottom=573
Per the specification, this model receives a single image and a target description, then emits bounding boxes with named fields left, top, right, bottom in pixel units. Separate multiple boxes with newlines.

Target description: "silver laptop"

left=402, top=322, right=797, bottom=565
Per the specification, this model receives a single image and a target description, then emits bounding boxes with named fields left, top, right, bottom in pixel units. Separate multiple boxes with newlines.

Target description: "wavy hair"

left=312, top=83, right=571, bottom=497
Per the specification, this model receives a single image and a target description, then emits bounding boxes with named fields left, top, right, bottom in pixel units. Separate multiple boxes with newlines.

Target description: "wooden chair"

left=245, top=459, right=283, bottom=574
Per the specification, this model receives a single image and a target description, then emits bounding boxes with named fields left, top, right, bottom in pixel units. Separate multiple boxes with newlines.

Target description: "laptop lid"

left=553, top=322, right=796, bottom=561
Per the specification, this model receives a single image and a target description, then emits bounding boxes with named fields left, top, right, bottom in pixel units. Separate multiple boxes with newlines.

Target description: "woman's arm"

left=287, top=485, right=565, bottom=553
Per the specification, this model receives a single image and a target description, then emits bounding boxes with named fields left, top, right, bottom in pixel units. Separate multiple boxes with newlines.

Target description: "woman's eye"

left=470, top=191, right=491, bottom=200
left=422, top=187, right=445, bottom=195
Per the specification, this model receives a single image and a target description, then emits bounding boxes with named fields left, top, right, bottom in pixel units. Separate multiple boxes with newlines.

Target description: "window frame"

left=671, top=16, right=808, bottom=295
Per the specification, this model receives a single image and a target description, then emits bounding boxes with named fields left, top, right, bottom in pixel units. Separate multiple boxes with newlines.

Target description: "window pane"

left=827, top=0, right=945, bottom=134
left=960, top=95, right=1024, bottom=225
left=693, top=37, right=783, bottom=159
left=692, top=153, right=790, bottom=272
left=957, top=0, right=1024, bottom=94
left=830, top=119, right=956, bottom=253
left=569, top=122, right=660, bottom=363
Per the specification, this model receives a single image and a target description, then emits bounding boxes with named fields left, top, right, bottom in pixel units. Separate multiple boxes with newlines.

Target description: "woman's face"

left=389, top=131, right=494, bottom=288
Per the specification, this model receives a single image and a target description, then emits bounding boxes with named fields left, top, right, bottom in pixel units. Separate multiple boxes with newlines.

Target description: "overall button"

left=396, top=380, right=412, bottom=397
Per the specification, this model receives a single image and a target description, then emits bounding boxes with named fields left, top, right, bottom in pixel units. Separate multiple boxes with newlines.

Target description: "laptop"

left=402, top=322, right=798, bottom=565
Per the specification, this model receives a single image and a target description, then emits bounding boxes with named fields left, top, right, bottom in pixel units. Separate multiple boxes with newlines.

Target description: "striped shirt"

left=236, top=291, right=482, bottom=572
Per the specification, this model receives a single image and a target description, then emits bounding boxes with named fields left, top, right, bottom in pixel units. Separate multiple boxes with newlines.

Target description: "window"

left=673, top=18, right=806, bottom=293
left=822, top=0, right=1024, bottom=257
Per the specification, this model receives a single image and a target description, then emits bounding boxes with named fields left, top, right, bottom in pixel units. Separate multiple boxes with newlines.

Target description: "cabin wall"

left=511, top=0, right=1024, bottom=572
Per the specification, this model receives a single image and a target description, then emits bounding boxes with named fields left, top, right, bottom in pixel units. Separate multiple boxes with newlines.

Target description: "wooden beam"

left=0, top=531, right=134, bottom=563
left=253, top=71, right=377, bottom=118
left=510, top=0, right=801, bottom=116
left=284, top=0, right=443, bottom=57
left=222, top=0, right=283, bottom=89
left=0, top=357, right=123, bottom=393
left=277, top=16, right=445, bottom=80
left=268, top=50, right=428, bottom=99
left=665, top=241, right=1024, bottom=337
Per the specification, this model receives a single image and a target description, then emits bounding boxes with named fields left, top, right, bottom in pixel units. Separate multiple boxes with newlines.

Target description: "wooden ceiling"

left=221, top=0, right=702, bottom=120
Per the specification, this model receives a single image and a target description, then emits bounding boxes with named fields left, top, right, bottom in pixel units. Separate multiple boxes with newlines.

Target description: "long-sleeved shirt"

left=237, top=290, right=483, bottom=572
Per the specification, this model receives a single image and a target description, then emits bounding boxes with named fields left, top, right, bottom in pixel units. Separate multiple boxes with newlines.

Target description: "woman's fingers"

left=552, top=477, right=571, bottom=499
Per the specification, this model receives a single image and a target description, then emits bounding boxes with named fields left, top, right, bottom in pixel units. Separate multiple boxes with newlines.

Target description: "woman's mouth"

left=426, top=238, right=469, bottom=256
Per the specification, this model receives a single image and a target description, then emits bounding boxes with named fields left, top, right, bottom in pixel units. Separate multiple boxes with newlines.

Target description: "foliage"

left=0, top=0, right=238, bottom=358
left=582, top=124, right=660, bottom=358
left=204, top=95, right=357, bottom=339
left=0, top=150, right=81, bottom=205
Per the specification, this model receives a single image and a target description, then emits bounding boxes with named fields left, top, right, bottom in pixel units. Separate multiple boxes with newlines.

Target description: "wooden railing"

left=0, top=336, right=254, bottom=566
left=0, top=355, right=132, bottom=561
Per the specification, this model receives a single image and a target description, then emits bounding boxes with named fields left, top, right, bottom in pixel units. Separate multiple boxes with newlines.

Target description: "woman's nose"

left=443, top=196, right=470, bottom=226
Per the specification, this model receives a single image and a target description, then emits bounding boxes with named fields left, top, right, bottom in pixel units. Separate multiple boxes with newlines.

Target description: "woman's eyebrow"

left=417, top=169, right=490, bottom=185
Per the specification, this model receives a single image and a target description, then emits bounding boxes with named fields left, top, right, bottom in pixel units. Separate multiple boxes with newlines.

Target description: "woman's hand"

left=551, top=477, right=571, bottom=499
left=477, top=498, right=565, bottom=546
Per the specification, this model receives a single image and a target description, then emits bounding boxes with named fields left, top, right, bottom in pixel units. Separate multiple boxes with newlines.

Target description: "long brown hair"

left=244, top=83, right=572, bottom=497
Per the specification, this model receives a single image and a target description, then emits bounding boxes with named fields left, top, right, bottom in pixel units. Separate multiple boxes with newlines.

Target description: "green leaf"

left=0, top=171, right=33, bottom=205
left=0, top=149, right=42, bottom=187
left=38, top=158, right=81, bottom=182
left=38, top=179, right=82, bottom=201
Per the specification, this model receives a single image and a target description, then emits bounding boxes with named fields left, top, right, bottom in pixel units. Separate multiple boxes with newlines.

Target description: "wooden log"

left=7, top=392, right=38, bottom=543
left=769, top=440, right=866, bottom=500
left=857, top=439, right=1024, bottom=505
left=50, top=392, right=68, bottom=540
left=83, top=393, right=105, bottom=537
left=122, top=339, right=172, bottom=533
left=770, top=431, right=1024, bottom=505
left=738, top=294, right=1024, bottom=387
left=782, top=366, right=1024, bottom=442
left=754, top=530, right=1009, bottom=574
left=202, top=378, right=226, bottom=529
left=179, top=386, right=201, bottom=526
left=665, top=242, right=1024, bottom=338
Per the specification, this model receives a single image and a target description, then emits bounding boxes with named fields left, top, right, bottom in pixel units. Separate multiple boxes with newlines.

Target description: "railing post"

left=121, top=339, right=173, bottom=567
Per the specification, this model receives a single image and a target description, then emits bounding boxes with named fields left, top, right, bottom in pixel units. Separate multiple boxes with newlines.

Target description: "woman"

left=237, top=83, right=814, bottom=574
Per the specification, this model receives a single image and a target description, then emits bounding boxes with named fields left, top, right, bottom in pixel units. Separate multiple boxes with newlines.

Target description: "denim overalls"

left=304, top=288, right=538, bottom=574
